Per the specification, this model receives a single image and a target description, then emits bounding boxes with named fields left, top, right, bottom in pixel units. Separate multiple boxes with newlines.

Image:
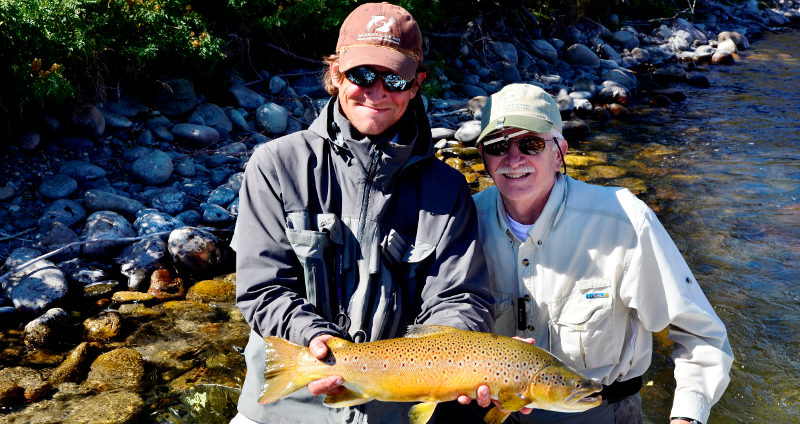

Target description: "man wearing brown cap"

left=454, top=83, right=733, bottom=424
left=230, top=3, right=495, bottom=423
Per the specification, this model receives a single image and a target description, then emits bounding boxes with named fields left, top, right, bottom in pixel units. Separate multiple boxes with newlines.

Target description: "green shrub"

left=0, top=0, right=224, bottom=108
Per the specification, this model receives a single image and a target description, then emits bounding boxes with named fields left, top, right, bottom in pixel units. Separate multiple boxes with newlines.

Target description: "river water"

left=1, top=30, right=798, bottom=424
left=558, top=30, right=800, bottom=423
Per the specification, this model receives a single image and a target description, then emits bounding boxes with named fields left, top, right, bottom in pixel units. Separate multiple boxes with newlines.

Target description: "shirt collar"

left=495, top=173, right=569, bottom=247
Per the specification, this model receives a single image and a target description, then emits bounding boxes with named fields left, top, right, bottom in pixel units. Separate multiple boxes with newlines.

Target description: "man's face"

left=480, top=128, right=566, bottom=209
left=331, top=61, right=426, bottom=136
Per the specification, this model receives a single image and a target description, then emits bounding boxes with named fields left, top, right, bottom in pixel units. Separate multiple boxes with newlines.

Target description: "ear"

left=410, top=72, right=426, bottom=98
left=331, top=61, right=342, bottom=89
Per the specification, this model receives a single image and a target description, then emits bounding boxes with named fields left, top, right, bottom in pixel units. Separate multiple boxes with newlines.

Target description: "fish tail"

left=258, top=336, right=309, bottom=404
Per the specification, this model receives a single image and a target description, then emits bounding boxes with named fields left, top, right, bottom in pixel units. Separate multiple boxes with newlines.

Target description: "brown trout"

left=258, top=325, right=602, bottom=424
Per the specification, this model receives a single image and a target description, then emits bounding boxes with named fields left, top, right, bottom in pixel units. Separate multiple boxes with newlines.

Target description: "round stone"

left=132, top=150, right=173, bottom=186
left=39, top=174, right=78, bottom=200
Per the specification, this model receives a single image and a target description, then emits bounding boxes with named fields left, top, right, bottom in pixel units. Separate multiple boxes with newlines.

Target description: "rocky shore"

left=1, top=0, right=798, bottom=422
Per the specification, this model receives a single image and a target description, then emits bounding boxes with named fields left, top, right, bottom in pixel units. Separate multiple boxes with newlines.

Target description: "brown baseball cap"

left=336, top=2, right=423, bottom=81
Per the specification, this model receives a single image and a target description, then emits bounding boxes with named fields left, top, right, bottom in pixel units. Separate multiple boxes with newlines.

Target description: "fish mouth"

left=565, top=390, right=602, bottom=405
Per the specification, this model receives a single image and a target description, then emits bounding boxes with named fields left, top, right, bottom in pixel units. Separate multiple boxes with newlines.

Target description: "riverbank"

left=1, top=1, right=799, bottom=422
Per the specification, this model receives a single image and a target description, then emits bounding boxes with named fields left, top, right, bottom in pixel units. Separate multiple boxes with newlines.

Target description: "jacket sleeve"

left=415, top=180, right=496, bottom=333
left=620, top=207, right=733, bottom=424
left=234, top=145, right=346, bottom=346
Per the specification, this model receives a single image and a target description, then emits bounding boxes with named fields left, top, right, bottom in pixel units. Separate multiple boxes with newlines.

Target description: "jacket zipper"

left=357, top=148, right=381, bottom=243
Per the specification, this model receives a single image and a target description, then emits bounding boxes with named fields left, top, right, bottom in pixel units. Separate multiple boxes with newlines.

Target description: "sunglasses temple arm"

left=557, top=142, right=567, bottom=176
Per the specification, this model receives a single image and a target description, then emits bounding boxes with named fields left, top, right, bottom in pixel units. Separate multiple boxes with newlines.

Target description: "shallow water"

left=558, top=30, right=800, bottom=423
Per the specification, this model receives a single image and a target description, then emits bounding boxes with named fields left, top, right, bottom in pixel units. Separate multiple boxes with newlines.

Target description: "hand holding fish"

left=307, top=334, right=345, bottom=396
left=457, top=337, right=536, bottom=415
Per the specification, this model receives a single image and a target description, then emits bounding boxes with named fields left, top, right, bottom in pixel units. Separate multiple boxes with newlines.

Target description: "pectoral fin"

left=323, top=387, right=372, bottom=408
left=483, top=406, right=511, bottom=424
left=408, top=401, right=437, bottom=424
left=497, top=389, right=530, bottom=411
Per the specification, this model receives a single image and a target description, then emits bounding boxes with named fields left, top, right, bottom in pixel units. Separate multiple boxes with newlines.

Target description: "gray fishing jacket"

left=233, top=96, right=495, bottom=423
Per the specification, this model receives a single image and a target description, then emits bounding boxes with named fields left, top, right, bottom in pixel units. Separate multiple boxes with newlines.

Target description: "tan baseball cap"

left=336, top=2, right=423, bottom=81
left=477, top=84, right=563, bottom=145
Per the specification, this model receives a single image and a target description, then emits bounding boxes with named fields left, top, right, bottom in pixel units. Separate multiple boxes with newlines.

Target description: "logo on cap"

left=366, top=16, right=395, bottom=32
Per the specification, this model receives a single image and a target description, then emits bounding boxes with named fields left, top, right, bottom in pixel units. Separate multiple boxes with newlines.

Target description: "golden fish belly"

left=309, top=331, right=545, bottom=403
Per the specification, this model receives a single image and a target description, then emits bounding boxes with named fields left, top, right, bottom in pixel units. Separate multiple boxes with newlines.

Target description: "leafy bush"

left=0, top=0, right=224, bottom=108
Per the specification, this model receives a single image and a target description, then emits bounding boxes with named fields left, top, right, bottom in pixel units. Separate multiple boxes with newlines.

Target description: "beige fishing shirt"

left=474, top=173, right=733, bottom=423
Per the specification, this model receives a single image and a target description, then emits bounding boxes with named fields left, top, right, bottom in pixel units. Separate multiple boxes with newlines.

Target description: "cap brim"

left=339, top=45, right=418, bottom=81
left=477, top=116, right=554, bottom=145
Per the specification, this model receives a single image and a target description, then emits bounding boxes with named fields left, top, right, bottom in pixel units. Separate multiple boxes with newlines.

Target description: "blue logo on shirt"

left=586, top=293, right=609, bottom=299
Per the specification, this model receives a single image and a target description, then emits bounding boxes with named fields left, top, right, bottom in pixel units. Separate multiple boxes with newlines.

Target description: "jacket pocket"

left=547, top=277, right=615, bottom=370
left=285, top=213, right=343, bottom=321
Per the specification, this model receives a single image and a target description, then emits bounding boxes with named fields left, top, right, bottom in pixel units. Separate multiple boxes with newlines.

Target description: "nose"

left=504, top=141, right=527, bottom=166
left=362, top=79, right=388, bottom=100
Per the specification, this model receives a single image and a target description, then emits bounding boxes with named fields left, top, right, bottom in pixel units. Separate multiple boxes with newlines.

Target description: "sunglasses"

left=344, top=66, right=416, bottom=92
left=481, top=130, right=559, bottom=156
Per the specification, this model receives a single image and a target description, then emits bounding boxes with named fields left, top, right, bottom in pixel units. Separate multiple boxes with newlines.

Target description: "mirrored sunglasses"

left=344, top=66, right=416, bottom=92
left=481, top=132, right=555, bottom=156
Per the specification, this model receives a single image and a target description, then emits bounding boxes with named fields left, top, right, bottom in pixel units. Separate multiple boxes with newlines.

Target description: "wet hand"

left=307, top=335, right=344, bottom=396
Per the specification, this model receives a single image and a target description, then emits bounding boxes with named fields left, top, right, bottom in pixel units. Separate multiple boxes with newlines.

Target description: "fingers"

left=476, top=385, right=491, bottom=408
left=519, top=406, right=532, bottom=414
left=307, top=375, right=344, bottom=396
left=309, top=334, right=333, bottom=359
left=512, top=336, right=535, bottom=345
left=457, top=385, right=491, bottom=407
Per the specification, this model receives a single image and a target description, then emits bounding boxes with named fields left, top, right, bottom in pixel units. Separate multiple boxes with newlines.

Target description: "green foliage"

left=0, top=0, right=224, bottom=108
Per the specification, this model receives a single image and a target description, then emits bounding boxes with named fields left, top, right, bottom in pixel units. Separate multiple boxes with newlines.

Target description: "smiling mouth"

left=503, top=173, right=530, bottom=179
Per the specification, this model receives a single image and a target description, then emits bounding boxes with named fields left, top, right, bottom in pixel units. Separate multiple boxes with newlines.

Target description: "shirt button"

left=686, top=277, right=692, bottom=284
left=523, top=294, right=531, bottom=301
left=537, top=240, right=542, bottom=245
left=526, top=325, right=534, bottom=331
left=522, top=259, right=530, bottom=266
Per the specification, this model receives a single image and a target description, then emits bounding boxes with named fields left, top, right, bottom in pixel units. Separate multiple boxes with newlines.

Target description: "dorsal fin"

left=404, top=325, right=459, bottom=338
left=326, top=336, right=354, bottom=350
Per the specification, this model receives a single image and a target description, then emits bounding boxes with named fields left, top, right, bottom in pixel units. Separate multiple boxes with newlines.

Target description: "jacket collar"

left=495, top=173, right=569, bottom=247
left=307, top=95, right=434, bottom=180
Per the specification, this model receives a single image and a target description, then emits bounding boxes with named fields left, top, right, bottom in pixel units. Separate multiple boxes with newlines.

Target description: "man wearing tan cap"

left=231, top=3, right=494, bottom=423
left=454, top=83, right=733, bottom=424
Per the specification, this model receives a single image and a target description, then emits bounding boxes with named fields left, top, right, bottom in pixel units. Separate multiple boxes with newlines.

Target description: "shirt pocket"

left=547, top=277, right=615, bottom=370
left=493, top=290, right=514, bottom=316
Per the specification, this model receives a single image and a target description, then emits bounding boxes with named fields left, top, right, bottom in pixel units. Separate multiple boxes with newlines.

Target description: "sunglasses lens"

left=483, top=140, right=510, bottom=156
left=346, top=67, right=376, bottom=87
left=383, top=74, right=408, bottom=92
left=518, top=137, right=546, bottom=155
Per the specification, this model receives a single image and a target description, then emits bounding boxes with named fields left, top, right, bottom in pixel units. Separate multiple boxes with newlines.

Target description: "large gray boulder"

left=153, top=78, right=197, bottom=117
left=563, top=44, right=600, bottom=68
left=79, top=211, right=137, bottom=258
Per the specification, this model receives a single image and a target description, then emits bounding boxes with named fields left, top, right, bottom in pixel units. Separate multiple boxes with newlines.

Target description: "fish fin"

left=497, top=389, right=531, bottom=412
left=483, top=406, right=511, bottom=424
left=326, top=336, right=354, bottom=350
left=258, top=337, right=309, bottom=404
left=408, top=401, right=438, bottom=424
left=404, top=325, right=459, bottom=338
left=323, top=387, right=372, bottom=408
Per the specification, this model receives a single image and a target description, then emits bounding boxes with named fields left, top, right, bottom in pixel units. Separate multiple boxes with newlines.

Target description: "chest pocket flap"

left=548, top=277, right=616, bottom=370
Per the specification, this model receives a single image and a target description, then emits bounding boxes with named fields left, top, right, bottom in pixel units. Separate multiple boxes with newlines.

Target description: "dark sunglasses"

left=482, top=135, right=556, bottom=156
left=344, top=66, right=416, bottom=92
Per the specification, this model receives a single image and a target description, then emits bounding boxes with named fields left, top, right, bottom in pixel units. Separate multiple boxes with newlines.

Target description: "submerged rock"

left=84, top=348, right=147, bottom=392
left=83, top=310, right=123, bottom=343
left=62, top=389, right=145, bottom=424
left=49, top=342, right=102, bottom=385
